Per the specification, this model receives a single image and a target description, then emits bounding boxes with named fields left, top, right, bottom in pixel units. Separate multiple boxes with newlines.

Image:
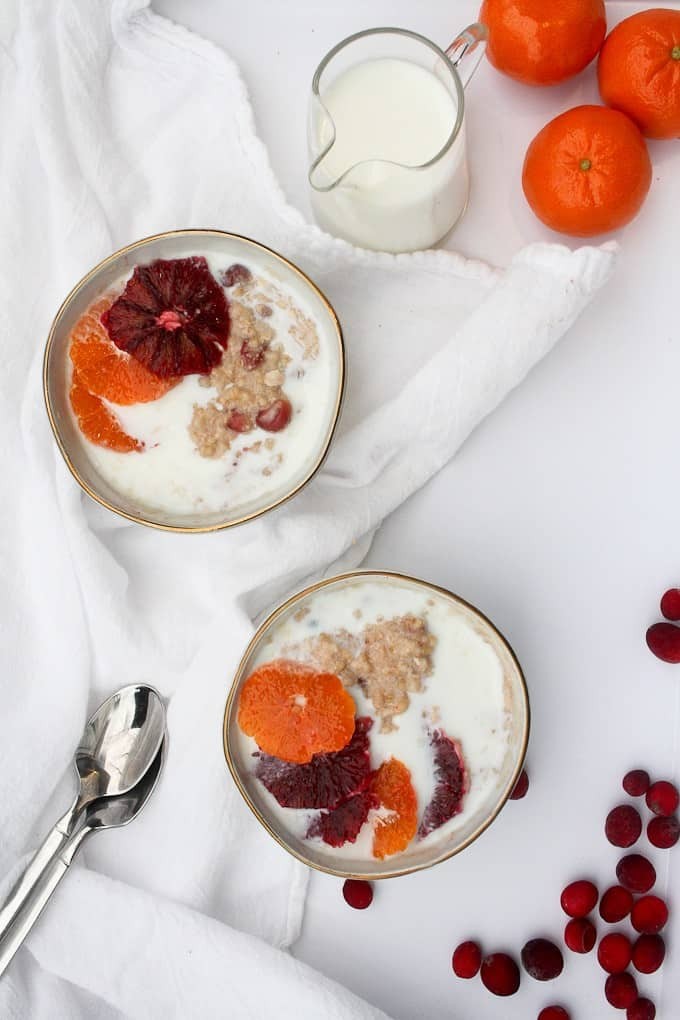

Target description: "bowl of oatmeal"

left=43, top=230, right=345, bottom=531
left=223, top=570, right=530, bottom=879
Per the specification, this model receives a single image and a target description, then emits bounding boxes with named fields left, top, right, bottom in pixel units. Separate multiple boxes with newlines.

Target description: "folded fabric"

left=0, top=1, right=616, bottom=1017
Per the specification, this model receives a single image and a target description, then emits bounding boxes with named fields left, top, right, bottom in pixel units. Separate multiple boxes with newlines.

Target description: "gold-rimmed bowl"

left=223, top=569, right=530, bottom=880
left=43, top=229, right=345, bottom=532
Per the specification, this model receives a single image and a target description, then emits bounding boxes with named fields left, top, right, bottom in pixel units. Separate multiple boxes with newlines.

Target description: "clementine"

left=598, top=8, right=680, bottom=139
left=479, top=0, right=607, bottom=86
left=522, top=105, right=652, bottom=236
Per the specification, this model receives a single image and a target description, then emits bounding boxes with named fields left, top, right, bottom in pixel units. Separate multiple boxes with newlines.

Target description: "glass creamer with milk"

left=308, top=26, right=487, bottom=253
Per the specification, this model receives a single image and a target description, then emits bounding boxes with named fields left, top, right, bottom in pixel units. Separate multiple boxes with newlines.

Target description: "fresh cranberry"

left=627, top=998, right=656, bottom=1020
left=521, top=939, right=564, bottom=981
left=660, top=588, right=680, bottom=620
left=538, top=1009, right=570, bottom=1020
left=561, top=880, right=598, bottom=918
left=647, top=814, right=680, bottom=848
left=452, top=941, right=482, bottom=979
left=480, top=953, right=520, bottom=996
left=606, top=805, right=642, bottom=848
left=623, top=770, right=650, bottom=797
left=646, top=780, right=679, bottom=817
left=564, top=917, right=596, bottom=953
left=226, top=410, right=251, bottom=433
left=256, top=398, right=292, bottom=432
left=631, top=934, right=665, bottom=974
left=646, top=622, right=680, bottom=662
left=220, top=263, right=252, bottom=288
left=342, top=879, right=373, bottom=910
left=598, top=933, right=632, bottom=973
left=616, top=855, right=656, bottom=894
left=631, top=896, right=668, bottom=935
left=240, top=340, right=265, bottom=370
left=510, top=768, right=529, bottom=800
left=599, top=886, right=634, bottom=923
left=605, top=972, right=638, bottom=1009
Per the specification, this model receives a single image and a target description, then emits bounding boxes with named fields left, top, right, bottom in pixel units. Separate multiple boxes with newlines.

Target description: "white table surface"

left=154, top=2, right=680, bottom=1017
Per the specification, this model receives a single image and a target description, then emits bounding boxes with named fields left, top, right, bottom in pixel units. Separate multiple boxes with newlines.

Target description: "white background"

left=154, top=2, right=679, bottom=1017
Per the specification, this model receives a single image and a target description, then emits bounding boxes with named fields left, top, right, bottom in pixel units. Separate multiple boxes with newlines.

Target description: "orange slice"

left=70, top=297, right=176, bottom=405
left=69, top=369, right=143, bottom=453
left=371, top=758, right=418, bottom=859
left=237, top=659, right=356, bottom=764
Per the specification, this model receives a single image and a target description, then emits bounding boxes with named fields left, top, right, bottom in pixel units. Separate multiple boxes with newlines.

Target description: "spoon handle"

left=0, top=822, right=91, bottom=979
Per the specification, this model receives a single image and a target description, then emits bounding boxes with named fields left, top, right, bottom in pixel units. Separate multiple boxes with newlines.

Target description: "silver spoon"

left=0, top=685, right=165, bottom=945
left=0, top=741, right=165, bottom=977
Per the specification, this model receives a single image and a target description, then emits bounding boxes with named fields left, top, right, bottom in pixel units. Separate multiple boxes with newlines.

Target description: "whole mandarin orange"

left=522, top=105, right=652, bottom=236
left=479, top=0, right=607, bottom=86
left=598, top=8, right=680, bottom=139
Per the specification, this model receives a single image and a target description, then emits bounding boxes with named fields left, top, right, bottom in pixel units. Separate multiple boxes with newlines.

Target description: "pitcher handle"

left=446, top=23, right=488, bottom=88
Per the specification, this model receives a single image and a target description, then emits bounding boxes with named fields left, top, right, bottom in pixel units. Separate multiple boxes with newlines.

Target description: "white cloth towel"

left=0, top=1, right=616, bottom=1017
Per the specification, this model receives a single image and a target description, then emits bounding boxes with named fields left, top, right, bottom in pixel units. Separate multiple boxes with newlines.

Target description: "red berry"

left=600, top=886, right=634, bottom=923
left=342, top=879, right=373, bottom=910
left=605, top=972, right=638, bottom=1009
left=647, top=814, right=680, bottom=848
left=623, top=770, right=650, bottom=797
left=561, top=880, right=598, bottom=917
left=220, top=263, right=252, bottom=287
left=480, top=953, right=520, bottom=996
left=564, top=917, right=596, bottom=953
left=632, top=934, right=665, bottom=974
left=226, top=409, right=252, bottom=433
left=538, top=1009, right=570, bottom=1020
left=256, top=398, right=292, bottom=432
left=631, top=895, right=668, bottom=935
left=510, top=768, right=529, bottom=800
left=452, top=941, right=482, bottom=979
left=627, top=998, right=656, bottom=1020
left=240, top=340, right=265, bottom=370
left=616, top=855, right=656, bottom=894
left=598, top=933, right=632, bottom=973
left=521, top=938, right=564, bottom=981
left=606, top=805, right=642, bottom=848
left=646, top=780, right=679, bottom=817
left=661, top=587, right=680, bottom=620
left=646, top=622, right=680, bottom=662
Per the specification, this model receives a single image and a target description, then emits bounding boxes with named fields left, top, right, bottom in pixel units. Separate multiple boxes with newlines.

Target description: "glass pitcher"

left=308, top=26, right=487, bottom=253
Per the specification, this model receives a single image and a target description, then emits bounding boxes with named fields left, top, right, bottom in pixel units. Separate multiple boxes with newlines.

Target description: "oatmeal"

left=233, top=575, right=515, bottom=864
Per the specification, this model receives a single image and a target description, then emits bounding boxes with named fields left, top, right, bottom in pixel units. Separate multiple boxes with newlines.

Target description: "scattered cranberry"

left=256, top=304, right=273, bottom=318
left=538, top=1009, right=570, bottom=1020
left=564, top=917, right=596, bottom=953
left=627, top=998, right=656, bottom=1020
left=256, top=398, right=292, bottom=432
left=598, top=933, right=632, bottom=974
left=631, top=896, right=668, bottom=935
left=226, top=409, right=251, bottom=433
left=480, top=953, right=520, bottom=996
left=452, top=941, right=482, bottom=979
left=342, top=879, right=373, bottom=910
left=220, top=263, right=252, bottom=288
left=631, top=934, right=665, bottom=974
left=623, top=770, right=650, bottom=797
left=646, top=780, right=679, bottom=817
left=647, top=814, right=680, bottom=848
left=561, top=880, right=599, bottom=918
left=605, top=972, right=638, bottom=1009
left=616, top=855, right=656, bottom=894
left=646, top=622, right=680, bottom=663
left=510, top=768, right=529, bottom=800
left=606, top=805, right=642, bottom=848
left=600, top=886, right=634, bottom=924
left=521, top=938, right=564, bottom=981
left=240, top=340, right=265, bottom=370
left=660, top=587, right=680, bottom=620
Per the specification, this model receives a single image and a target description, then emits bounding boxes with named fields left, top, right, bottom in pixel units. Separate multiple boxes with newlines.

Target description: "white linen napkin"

left=0, top=1, right=616, bottom=1017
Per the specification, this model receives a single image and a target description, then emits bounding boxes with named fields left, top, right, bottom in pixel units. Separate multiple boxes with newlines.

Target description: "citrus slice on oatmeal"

left=237, top=659, right=356, bottom=764
left=70, top=298, right=177, bottom=405
left=69, top=370, right=144, bottom=453
left=371, top=757, right=418, bottom=859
